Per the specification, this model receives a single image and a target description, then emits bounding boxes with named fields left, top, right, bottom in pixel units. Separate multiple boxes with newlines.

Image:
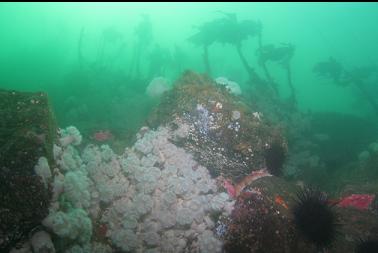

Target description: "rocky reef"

left=4, top=71, right=378, bottom=253
left=148, top=70, right=286, bottom=183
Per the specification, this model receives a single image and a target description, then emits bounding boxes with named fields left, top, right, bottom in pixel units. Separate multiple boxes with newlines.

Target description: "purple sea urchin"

left=292, top=187, right=339, bottom=249
left=264, top=141, right=286, bottom=176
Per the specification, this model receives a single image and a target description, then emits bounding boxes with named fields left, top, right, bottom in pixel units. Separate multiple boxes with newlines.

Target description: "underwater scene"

left=1, top=2, right=378, bottom=253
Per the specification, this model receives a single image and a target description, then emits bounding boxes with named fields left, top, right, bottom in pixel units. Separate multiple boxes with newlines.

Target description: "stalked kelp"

left=257, top=43, right=297, bottom=106
left=55, top=17, right=158, bottom=146
left=188, top=18, right=219, bottom=76
left=189, top=12, right=262, bottom=82
left=129, top=14, right=153, bottom=79
left=313, top=57, right=378, bottom=116
left=213, top=12, right=263, bottom=84
left=95, top=26, right=125, bottom=72
left=313, top=57, right=345, bottom=84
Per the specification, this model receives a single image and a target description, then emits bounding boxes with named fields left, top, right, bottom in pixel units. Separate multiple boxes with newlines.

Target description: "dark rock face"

left=0, top=89, right=55, bottom=251
left=148, top=71, right=286, bottom=183
left=222, top=189, right=296, bottom=253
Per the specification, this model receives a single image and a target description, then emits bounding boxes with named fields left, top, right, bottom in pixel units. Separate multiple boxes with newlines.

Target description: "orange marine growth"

left=275, top=195, right=289, bottom=209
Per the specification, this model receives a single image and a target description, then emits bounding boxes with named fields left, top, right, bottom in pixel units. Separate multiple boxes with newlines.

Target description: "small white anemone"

left=146, top=77, right=171, bottom=98
left=59, top=126, right=82, bottom=147
left=215, top=77, right=242, bottom=95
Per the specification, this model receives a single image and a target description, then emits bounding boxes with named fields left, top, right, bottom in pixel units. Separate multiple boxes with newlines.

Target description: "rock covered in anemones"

left=34, top=156, right=52, bottom=188
left=58, top=126, right=82, bottom=147
left=64, top=242, right=112, bottom=253
left=46, top=124, right=235, bottom=252
left=199, top=230, right=223, bottom=252
left=56, top=145, right=83, bottom=172
left=63, top=170, right=91, bottom=209
left=42, top=208, right=92, bottom=244
left=99, top=126, right=234, bottom=252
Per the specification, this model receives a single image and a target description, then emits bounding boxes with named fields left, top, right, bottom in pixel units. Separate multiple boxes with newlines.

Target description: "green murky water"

left=1, top=3, right=378, bottom=252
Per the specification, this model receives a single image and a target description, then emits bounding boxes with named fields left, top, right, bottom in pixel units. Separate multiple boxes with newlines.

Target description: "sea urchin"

left=292, top=187, right=339, bottom=249
left=264, top=141, right=286, bottom=176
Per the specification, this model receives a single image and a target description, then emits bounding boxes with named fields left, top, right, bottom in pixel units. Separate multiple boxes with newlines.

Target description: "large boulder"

left=147, top=71, right=286, bottom=183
